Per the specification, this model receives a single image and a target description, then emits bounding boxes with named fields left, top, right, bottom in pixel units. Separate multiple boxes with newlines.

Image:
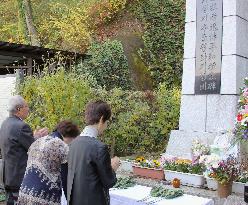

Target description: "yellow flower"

left=153, top=160, right=161, bottom=167
left=175, top=159, right=192, bottom=164
left=135, top=156, right=145, bottom=163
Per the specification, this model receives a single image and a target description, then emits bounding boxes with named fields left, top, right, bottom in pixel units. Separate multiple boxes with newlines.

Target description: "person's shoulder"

left=93, top=138, right=108, bottom=150
left=71, top=136, right=106, bottom=148
left=2, top=116, right=27, bottom=129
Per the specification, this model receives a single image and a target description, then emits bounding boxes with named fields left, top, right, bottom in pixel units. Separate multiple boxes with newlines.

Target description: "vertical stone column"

left=166, top=0, right=248, bottom=158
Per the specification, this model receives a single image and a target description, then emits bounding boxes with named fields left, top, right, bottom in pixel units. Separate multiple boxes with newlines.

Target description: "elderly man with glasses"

left=0, top=95, right=48, bottom=205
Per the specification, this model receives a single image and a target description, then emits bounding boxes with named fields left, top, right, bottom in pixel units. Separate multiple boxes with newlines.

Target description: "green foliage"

left=132, top=0, right=185, bottom=88
left=150, top=186, right=184, bottom=199
left=19, top=68, right=93, bottom=130
left=94, top=84, right=180, bottom=156
left=113, top=177, right=135, bottom=189
left=77, top=40, right=131, bottom=90
left=163, top=162, right=205, bottom=175
left=0, top=0, right=19, bottom=42
left=19, top=66, right=180, bottom=156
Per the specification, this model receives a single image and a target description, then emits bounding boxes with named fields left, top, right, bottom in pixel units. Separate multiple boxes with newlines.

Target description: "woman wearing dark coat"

left=17, top=120, right=79, bottom=205
left=67, top=101, right=120, bottom=205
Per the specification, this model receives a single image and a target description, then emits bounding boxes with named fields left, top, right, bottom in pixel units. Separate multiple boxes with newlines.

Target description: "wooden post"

left=27, top=57, right=32, bottom=75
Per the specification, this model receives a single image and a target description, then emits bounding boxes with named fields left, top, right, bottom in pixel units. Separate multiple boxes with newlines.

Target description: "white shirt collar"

left=80, top=125, right=98, bottom=138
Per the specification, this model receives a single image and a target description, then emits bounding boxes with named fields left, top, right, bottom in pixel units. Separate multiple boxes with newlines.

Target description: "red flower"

left=237, top=114, right=243, bottom=122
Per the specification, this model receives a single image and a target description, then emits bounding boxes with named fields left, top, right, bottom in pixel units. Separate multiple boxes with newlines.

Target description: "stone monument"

left=166, top=0, right=248, bottom=158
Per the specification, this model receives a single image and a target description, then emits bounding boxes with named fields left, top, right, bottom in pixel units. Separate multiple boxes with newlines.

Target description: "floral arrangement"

left=135, top=156, right=161, bottom=169
left=161, top=155, right=205, bottom=175
left=235, top=78, right=248, bottom=142
left=150, top=186, right=184, bottom=199
left=200, top=154, right=240, bottom=184
left=113, top=177, right=135, bottom=189
left=191, top=139, right=210, bottom=162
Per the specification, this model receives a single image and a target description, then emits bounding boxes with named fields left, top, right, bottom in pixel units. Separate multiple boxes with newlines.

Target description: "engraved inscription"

left=195, top=0, right=222, bottom=94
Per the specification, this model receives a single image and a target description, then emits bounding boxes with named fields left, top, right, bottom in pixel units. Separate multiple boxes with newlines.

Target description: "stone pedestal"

left=166, top=0, right=248, bottom=157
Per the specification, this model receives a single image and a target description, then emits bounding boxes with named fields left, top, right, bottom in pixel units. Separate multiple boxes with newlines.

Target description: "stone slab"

left=223, top=0, right=248, bottom=21
left=166, top=130, right=217, bottom=158
left=223, top=16, right=248, bottom=58
left=236, top=0, right=248, bottom=22
left=185, top=0, right=248, bottom=23
left=179, top=95, right=207, bottom=132
left=206, top=95, right=238, bottom=132
left=181, top=58, right=195, bottom=95
left=183, top=22, right=196, bottom=59
left=223, top=0, right=236, bottom=17
left=237, top=17, right=248, bottom=58
left=221, top=55, right=248, bottom=94
left=185, top=0, right=196, bottom=23
left=221, top=55, right=237, bottom=94
left=222, top=16, right=237, bottom=56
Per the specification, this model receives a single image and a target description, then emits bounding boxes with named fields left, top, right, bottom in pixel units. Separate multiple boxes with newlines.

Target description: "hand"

left=34, top=127, right=49, bottom=138
left=111, top=156, right=120, bottom=171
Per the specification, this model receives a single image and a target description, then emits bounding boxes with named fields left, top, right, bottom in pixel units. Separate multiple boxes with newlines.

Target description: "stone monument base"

left=165, top=130, right=218, bottom=158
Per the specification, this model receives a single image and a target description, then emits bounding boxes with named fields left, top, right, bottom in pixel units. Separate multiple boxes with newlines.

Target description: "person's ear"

left=99, top=116, right=104, bottom=124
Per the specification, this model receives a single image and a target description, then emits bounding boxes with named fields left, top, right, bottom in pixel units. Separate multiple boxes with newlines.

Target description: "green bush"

left=19, top=68, right=180, bottom=156
left=19, top=68, right=93, bottom=130
left=94, top=84, right=181, bottom=156
left=76, top=40, right=132, bottom=90
left=132, top=0, right=185, bottom=88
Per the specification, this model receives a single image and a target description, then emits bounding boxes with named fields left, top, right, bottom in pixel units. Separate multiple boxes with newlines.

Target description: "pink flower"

left=243, top=88, right=248, bottom=97
left=245, top=105, right=248, bottom=114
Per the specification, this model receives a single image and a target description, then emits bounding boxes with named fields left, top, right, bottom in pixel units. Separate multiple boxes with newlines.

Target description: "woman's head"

left=85, top=100, right=111, bottom=135
left=55, top=120, right=80, bottom=144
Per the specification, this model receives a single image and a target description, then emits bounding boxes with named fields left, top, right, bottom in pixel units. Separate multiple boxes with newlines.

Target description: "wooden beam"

left=0, top=50, right=38, bottom=58
left=0, top=66, right=29, bottom=69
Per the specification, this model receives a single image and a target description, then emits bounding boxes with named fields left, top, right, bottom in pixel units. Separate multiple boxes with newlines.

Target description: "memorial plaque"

left=195, top=0, right=223, bottom=94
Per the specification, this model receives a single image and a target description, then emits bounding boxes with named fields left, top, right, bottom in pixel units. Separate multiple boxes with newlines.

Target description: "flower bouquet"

left=191, top=139, right=210, bottom=162
left=235, top=81, right=248, bottom=142
left=200, top=154, right=240, bottom=198
left=132, top=156, right=165, bottom=180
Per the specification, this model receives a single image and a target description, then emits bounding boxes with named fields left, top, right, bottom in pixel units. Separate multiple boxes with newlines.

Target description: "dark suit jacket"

left=0, top=115, right=34, bottom=190
left=67, top=136, right=117, bottom=205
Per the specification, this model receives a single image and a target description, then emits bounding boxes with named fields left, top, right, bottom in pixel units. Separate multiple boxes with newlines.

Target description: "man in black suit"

left=0, top=95, right=48, bottom=205
left=67, top=101, right=120, bottom=205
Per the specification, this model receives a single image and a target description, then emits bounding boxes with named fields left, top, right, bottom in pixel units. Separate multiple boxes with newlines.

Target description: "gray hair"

left=8, top=95, right=26, bottom=114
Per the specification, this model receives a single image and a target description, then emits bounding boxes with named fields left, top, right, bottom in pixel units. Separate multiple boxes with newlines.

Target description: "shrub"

left=19, top=68, right=93, bottom=130
left=93, top=84, right=181, bottom=156
left=19, top=68, right=180, bottom=156
left=76, top=40, right=131, bottom=90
